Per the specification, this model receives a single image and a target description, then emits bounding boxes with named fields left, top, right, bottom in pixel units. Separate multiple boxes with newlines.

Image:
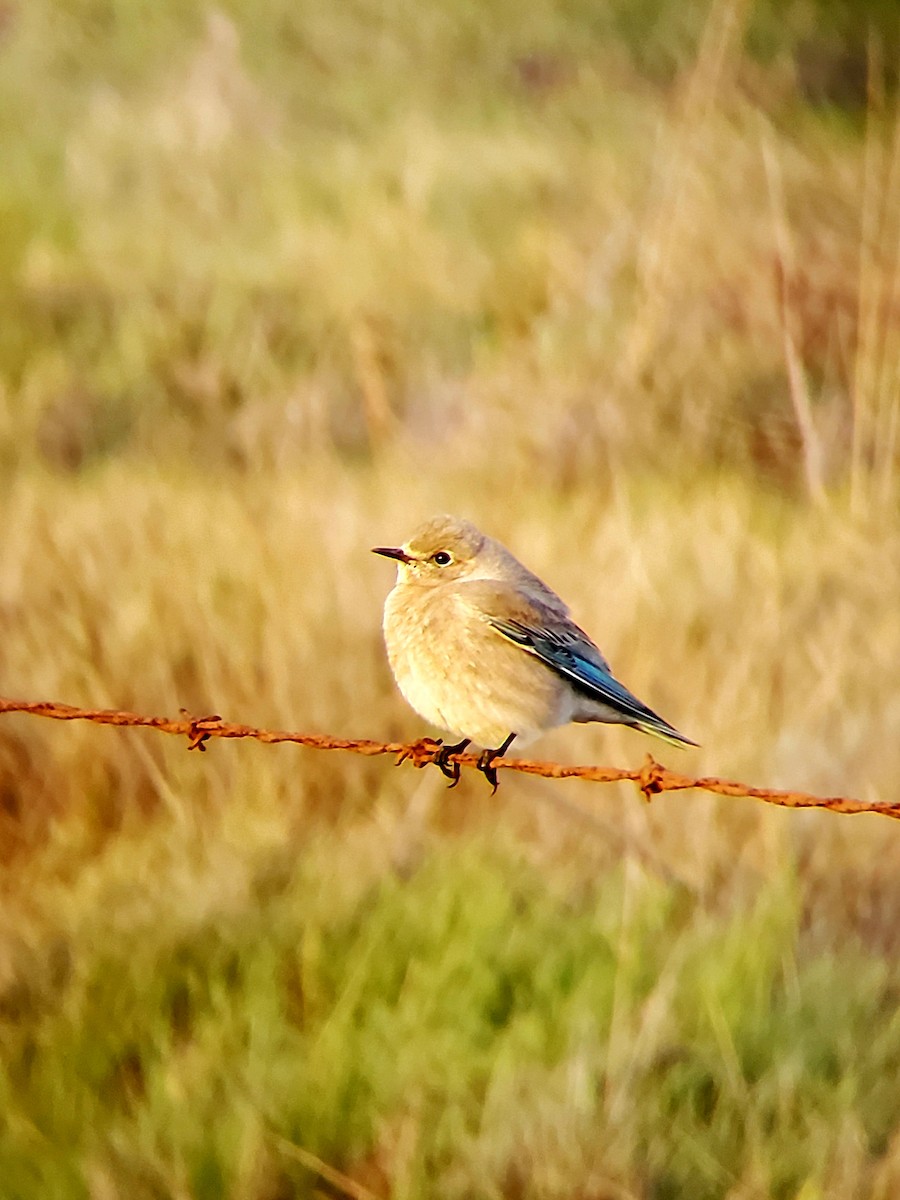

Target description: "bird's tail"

left=631, top=712, right=698, bottom=749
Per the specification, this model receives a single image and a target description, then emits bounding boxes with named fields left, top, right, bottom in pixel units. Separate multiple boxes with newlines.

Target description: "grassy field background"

left=2, top=1, right=900, bottom=1197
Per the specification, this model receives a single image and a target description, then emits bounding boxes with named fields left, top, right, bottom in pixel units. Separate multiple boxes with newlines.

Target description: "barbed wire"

left=0, top=695, right=896, bottom=819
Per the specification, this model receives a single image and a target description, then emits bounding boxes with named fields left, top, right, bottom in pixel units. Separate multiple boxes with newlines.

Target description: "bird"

left=372, top=515, right=697, bottom=790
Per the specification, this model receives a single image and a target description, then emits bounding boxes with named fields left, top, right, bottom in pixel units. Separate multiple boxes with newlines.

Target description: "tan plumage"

left=372, top=515, right=695, bottom=786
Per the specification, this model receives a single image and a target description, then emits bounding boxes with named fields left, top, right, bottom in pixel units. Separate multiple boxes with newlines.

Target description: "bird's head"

left=372, top=515, right=487, bottom=586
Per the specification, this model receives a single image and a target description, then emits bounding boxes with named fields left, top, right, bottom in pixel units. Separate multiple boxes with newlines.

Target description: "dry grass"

left=1, top=1, right=900, bottom=1197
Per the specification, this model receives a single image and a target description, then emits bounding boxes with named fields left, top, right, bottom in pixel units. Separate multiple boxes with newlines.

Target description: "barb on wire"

left=0, top=695, right=895, bottom=820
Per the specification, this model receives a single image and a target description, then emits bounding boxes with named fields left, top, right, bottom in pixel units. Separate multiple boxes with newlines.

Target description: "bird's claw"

left=475, top=733, right=516, bottom=793
left=476, top=749, right=501, bottom=794
left=434, top=750, right=461, bottom=785
left=434, top=738, right=470, bottom=787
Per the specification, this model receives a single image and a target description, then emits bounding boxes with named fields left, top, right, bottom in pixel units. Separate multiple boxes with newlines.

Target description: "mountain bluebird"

left=373, top=515, right=696, bottom=789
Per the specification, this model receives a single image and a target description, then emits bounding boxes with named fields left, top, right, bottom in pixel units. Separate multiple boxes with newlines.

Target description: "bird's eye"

left=432, top=551, right=452, bottom=566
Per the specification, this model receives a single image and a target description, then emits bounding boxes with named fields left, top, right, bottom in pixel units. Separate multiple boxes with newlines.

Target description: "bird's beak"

left=372, top=546, right=413, bottom=563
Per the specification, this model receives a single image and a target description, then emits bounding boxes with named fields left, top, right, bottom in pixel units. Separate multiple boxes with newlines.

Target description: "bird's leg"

left=476, top=733, right=517, bottom=794
left=433, top=738, right=471, bottom=786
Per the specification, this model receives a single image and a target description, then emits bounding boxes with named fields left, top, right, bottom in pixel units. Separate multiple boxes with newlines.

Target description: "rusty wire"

left=0, top=695, right=896, bottom=819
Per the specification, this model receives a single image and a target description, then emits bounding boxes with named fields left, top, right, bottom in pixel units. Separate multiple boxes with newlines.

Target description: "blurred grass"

left=6, top=832, right=900, bottom=1200
left=1, top=0, right=900, bottom=1197
left=2, top=0, right=899, bottom=492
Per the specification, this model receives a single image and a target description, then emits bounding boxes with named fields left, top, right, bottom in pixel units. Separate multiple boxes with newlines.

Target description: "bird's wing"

left=456, top=580, right=696, bottom=747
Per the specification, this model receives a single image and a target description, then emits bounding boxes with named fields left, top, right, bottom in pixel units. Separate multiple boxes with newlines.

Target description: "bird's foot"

left=433, top=738, right=471, bottom=787
left=476, top=749, right=501, bottom=793
left=475, top=733, right=517, bottom=794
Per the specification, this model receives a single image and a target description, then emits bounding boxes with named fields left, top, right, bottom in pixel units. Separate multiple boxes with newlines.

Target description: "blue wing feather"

left=490, top=617, right=696, bottom=747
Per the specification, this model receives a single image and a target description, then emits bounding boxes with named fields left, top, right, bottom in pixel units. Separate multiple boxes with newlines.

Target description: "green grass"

left=5, top=830, right=900, bottom=1200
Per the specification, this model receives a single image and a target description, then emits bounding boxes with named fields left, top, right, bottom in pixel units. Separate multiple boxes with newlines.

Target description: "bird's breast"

left=382, top=584, right=461, bottom=731
left=382, top=583, right=574, bottom=746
